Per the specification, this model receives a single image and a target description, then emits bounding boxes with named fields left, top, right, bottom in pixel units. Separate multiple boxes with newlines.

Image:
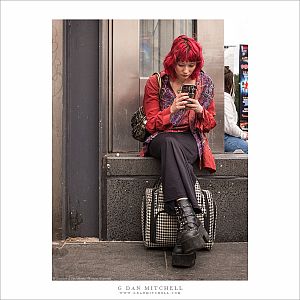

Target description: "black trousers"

left=148, top=131, right=201, bottom=215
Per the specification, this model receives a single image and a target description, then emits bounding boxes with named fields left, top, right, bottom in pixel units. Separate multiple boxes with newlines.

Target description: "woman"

left=140, top=35, right=217, bottom=267
left=224, top=66, right=248, bottom=153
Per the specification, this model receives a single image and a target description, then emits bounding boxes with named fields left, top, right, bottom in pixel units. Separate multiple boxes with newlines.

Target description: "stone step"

left=103, top=154, right=248, bottom=242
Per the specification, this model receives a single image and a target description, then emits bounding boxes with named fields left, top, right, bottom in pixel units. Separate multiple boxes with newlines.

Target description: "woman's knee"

left=224, top=136, right=248, bottom=153
left=152, top=133, right=177, bottom=147
left=158, top=135, right=181, bottom=151
left=149, top=134, right=178, bottom=157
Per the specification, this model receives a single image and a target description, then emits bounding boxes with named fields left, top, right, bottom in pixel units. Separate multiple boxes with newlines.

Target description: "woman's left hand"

left=185, top=98, right=203, bottom=114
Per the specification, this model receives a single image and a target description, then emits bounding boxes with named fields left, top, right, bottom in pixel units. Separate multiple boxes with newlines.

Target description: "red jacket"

left=141, top=71, right=217, bottom=173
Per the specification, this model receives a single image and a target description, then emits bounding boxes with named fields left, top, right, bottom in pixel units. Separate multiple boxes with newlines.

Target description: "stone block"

left=106, top=177, right=247, bottom=242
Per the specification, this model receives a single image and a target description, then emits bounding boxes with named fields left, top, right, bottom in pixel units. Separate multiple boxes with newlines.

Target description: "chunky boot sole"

left=172, top=251, right=196, bottom=268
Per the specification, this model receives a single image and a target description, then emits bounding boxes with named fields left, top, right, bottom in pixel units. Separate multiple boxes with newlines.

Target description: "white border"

left=1, top=1, right=299, bottom=299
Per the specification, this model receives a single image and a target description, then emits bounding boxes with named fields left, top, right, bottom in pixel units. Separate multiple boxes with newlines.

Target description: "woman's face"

left=174, top=61, right=197, bottom=82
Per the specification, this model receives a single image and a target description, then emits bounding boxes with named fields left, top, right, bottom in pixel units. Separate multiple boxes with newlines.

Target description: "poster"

left=239, top=44, right=248, bottom=131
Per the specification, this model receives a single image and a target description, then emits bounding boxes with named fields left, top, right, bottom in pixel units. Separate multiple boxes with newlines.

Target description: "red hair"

left=163, top=35, right=204, bottom=80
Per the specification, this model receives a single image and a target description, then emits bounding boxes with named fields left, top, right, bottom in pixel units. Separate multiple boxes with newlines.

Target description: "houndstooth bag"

left=141, top=179, right=217, bottom=249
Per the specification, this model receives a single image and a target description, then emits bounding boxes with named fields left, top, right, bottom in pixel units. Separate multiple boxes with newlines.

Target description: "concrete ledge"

left=102, top=153, right=248, bottom=243
left=104, top=153, right=248, bottom=177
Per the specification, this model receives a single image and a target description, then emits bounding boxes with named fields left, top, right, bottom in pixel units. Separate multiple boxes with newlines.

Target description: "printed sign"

left=239, top=45, right=248, bottom=131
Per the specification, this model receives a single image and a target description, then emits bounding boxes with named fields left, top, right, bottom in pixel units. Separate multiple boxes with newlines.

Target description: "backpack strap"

left=152, top=72, right=162, bottom=99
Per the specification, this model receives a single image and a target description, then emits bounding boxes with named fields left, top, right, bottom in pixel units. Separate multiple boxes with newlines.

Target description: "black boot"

left=172, top=238, right=196, bottom=268
left=174, top=198, right=209, bottom=254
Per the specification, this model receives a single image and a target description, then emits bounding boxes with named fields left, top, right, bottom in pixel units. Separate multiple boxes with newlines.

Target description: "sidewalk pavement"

left=52, top=238, right=248, bottom=281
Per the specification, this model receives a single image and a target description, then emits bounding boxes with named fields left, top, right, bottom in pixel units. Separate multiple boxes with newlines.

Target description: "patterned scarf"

left=142, top=70, right=214, bottom=158
left=160, top=71, right=214, bottom=126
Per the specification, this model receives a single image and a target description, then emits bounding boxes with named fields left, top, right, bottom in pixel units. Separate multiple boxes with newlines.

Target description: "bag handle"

left=153, top=176, right=162, bottom=190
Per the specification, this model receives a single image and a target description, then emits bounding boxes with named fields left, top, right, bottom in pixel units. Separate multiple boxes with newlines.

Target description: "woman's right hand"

left=170, top=93, right=189, bottom=114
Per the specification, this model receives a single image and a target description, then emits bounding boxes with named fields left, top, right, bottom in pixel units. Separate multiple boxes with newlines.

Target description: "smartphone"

left=181, top=84, right=197, bottom=103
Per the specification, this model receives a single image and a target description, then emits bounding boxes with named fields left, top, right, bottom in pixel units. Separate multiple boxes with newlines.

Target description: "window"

left=139, top=20, right=195, bottom=76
